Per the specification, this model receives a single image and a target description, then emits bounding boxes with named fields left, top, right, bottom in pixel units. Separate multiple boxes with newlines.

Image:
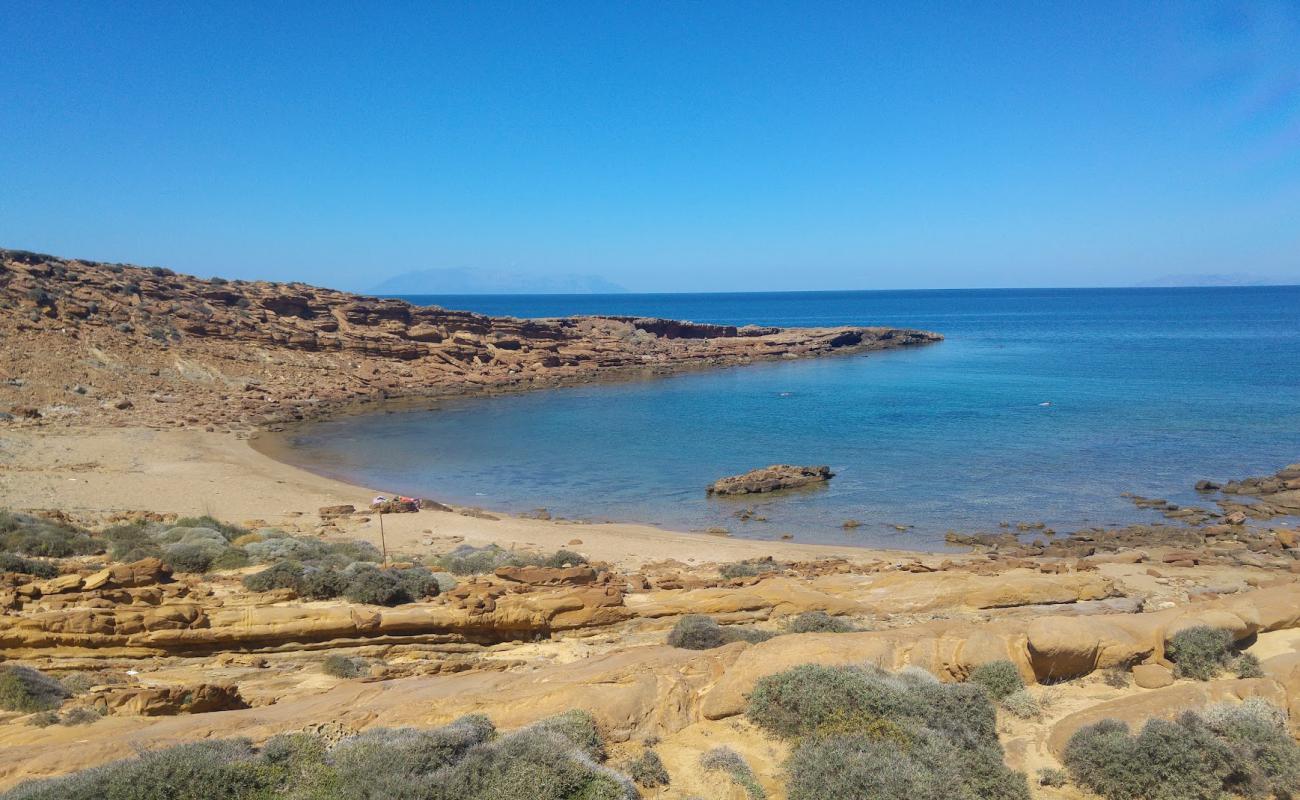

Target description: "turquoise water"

left=278, top=287, right=1300, bottom=549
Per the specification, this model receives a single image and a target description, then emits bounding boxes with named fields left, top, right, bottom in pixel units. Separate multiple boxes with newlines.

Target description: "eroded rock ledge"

left=0, top=249, right=942, bottom=430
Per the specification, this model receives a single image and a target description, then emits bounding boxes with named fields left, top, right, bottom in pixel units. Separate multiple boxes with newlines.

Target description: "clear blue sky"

left=2, top=1, right=1298, bottom=291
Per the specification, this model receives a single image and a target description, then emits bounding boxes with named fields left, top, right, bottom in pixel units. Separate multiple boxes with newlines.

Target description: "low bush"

left=788, top=611, right=857, bottom=633
left=1063, top=700, right=1300, bottom=800
left=968, top=660, right=1024, bottom=700
left=0, top=666, right=69, bottom=713
left=1167, top=626, right=1236, bottom=681
left=59, top=707, right=102, bottom=726
left=343, top=568, right=410, bottom=606
left=0, top=512, right=101, bottom=558
left=0, top=552, right=59, bottom=578
left=1037, top=767, right=1068, bottom=787
left=209, top=547, right=251, bottom=571
left=57, top=672, right=97, bottom=695
left=627, top=748, right=669, bottom=787
left=322, top=654, right=365, bottom=679
left=299, top=567, right=349, bottom=600
left=748, top=664, right=1026, bottom=800
left=1001, top=689, right=1040, bottom=720
left=530, top=709, right=605, bottom=761
left=1102, top=666, right=1130, bottom=689
left=2, top=711, right=637, bottom=800
left=242, top=560, right=306, bottom=593
left=667, top=615, right=776, bottom=650
left=431, top=545, right=589, bottom=576
left=173, top=516, right=248, bottom=542
left=1233, top=652, right=1264, bottom=679
left=720, top=561, right=763, bottom=579
left=164, top=542, right=216, bottom=573
left=103, top=522, right=162, bottom=562
left=700, top=747, right=765, bottom=799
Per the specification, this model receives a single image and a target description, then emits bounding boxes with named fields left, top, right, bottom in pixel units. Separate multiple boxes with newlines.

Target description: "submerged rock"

left=706, top=465, right=834, bottom=496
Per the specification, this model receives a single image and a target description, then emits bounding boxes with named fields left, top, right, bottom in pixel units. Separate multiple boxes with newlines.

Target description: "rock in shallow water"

left=706, top=464, right=834, bottom=496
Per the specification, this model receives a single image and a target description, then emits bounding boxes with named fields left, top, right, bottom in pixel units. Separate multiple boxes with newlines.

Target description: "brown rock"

left=1132, top=663, right=1174, bottom=689
left=318, top=504, right=356, bottom=519
left=706, top=465, right=834, bottom=496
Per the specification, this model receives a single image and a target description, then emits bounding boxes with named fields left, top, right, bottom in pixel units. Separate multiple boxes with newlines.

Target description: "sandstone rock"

left=494, top=566, right=597, bottom=586
left=706, top=465, right=833, bottom=496
left=1132, top=663, right=1174, bottom=689
left=318, top=504, right=356, bottom=519
left=102, top=684, right=248, bottom=716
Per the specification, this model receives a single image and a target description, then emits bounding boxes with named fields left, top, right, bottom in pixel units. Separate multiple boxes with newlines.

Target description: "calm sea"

left=276, top=287, right=1300, bottom=549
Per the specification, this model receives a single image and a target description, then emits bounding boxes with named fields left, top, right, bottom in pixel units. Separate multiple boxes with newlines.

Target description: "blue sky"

left=2, top=1, right=1298, bottom=291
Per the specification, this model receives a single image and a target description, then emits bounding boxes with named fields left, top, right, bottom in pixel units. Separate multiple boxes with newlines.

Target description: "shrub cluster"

left=0, top=511, right=101, bottom=558
left=0, top=552, right=59, bottom=578
left=626, top=749, right=669, bottom=788
left=243, top=561, right=441, bottom=606
left=430, top=544, right=587, bottom=576
left=968, top=661, right=1025, bottom=701
left=747, top=664, right=1028, bottom=800
left=788, top=611, right=857, bottom=634
left=322, top=654, right=366, bottom=679
left=0, top=666, right=70, bottom=713
left=700, top=747, right=765, bottom=799
left=1, top=710, right=637, bottom=800
left=666, top=615, right=776, bottom=650
left=1063, top=699, right=1300, bottom=800
left=1167, top=626, right=1236, bottom=680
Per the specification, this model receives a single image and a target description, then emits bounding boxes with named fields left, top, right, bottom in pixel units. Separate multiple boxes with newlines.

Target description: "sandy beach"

left=0, top=426, right=935, bottom=571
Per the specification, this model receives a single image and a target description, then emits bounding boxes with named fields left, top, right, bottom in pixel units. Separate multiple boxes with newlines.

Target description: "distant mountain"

left=369, top=268, right=626, bottom=295
left=1137, top=272, right=1294, bottom=288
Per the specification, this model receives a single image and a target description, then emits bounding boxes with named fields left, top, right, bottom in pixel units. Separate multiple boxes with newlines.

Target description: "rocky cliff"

left=0, top=248, right=941, bottom=430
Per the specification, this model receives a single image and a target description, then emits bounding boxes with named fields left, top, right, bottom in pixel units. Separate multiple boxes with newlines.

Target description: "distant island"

left=370, top=267, right=627, bottom=295
left=1137, top=272, right=1295, bottom=288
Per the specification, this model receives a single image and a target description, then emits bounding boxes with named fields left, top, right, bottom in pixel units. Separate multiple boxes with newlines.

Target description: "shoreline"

left=1, top=426, right=946, bottom=570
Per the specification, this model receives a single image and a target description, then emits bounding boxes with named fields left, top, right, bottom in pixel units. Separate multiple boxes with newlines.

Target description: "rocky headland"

left=0, top=248, right=939, bottom=431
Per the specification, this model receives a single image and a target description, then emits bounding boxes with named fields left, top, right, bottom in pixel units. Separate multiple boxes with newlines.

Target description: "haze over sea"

left=278, top=287, right=1300, bottom=549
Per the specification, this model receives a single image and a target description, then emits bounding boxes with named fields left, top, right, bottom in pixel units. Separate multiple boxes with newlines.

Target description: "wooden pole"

left=378, top=511, right=388, bottom=566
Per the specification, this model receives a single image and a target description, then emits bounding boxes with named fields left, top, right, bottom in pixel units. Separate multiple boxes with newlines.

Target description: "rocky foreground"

left=1, top=456, right=1299, bottom=798
left=0, top=248, right=939, bottom=431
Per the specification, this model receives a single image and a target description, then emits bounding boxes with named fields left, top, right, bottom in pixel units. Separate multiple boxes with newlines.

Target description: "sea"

left=272, top=287, right=1300, bottom=549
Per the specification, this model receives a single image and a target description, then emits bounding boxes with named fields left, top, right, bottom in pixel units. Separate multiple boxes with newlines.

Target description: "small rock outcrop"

left=706, top=465, right=834, bottom=496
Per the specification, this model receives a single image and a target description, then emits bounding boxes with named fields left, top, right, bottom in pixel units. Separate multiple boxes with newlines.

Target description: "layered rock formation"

left=0, top=249, right=941, bottom=429
left=706, top=464, right=834, bottom=496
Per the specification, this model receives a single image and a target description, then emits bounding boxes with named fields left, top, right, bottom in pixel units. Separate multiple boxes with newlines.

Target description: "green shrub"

left=209, top=547, right=251, bottom=571
left=1001, top=689, right=1039, bottom=720
left=299, top=567, right=349, bottom=600
left=627, top=749, right=669, bottom=787
left=242, top=560, right=305, bottom=593
left=59, top=706, right=102, bottom=726
left=667, top=615, right=774, bottom=650
left=173, top=516, right=248, bottom=542
left=720, top=562, right=763, bottom=579
left=343, top=568, right=411, bottom=606
left=394, top=566, right=441, bottom=600
left=530, top=709, right=605, bottom=761
left=58, top=672, right=97, bottom=695
left=322, top=654, right=365, bottom=679
left=0, top=552, right=59, bottom=578
left=1, top=711, right=635, bottom=800
left=164, top=542, right=215, bottom=573
left=0, top=666, right=69, bottom=712
left=1167, top=626, right=1236, bottom=681
left=747, top=664, right=1024, bottom=799
left=700, top=747, right=765, bottom=799
left=104, top=522, right=161, bottom=562
left=1037, top=767, right=1068, bottom=787
left=1233, top=652, right=1265, bottom=679
left=431, top=545, right=588, bottom=576
left=788, top=611, right=857, bottom=633
left=968, top=661, right=1025, bottom=700
left=25, top=710, right=60, bottom=728
left=1064, top=714, right=1238, bottom=800
left=0, top=513, right=100, bottom=558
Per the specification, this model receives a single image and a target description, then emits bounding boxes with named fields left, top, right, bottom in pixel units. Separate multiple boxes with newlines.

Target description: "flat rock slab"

left=706, top=465, right=833, bottom=496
